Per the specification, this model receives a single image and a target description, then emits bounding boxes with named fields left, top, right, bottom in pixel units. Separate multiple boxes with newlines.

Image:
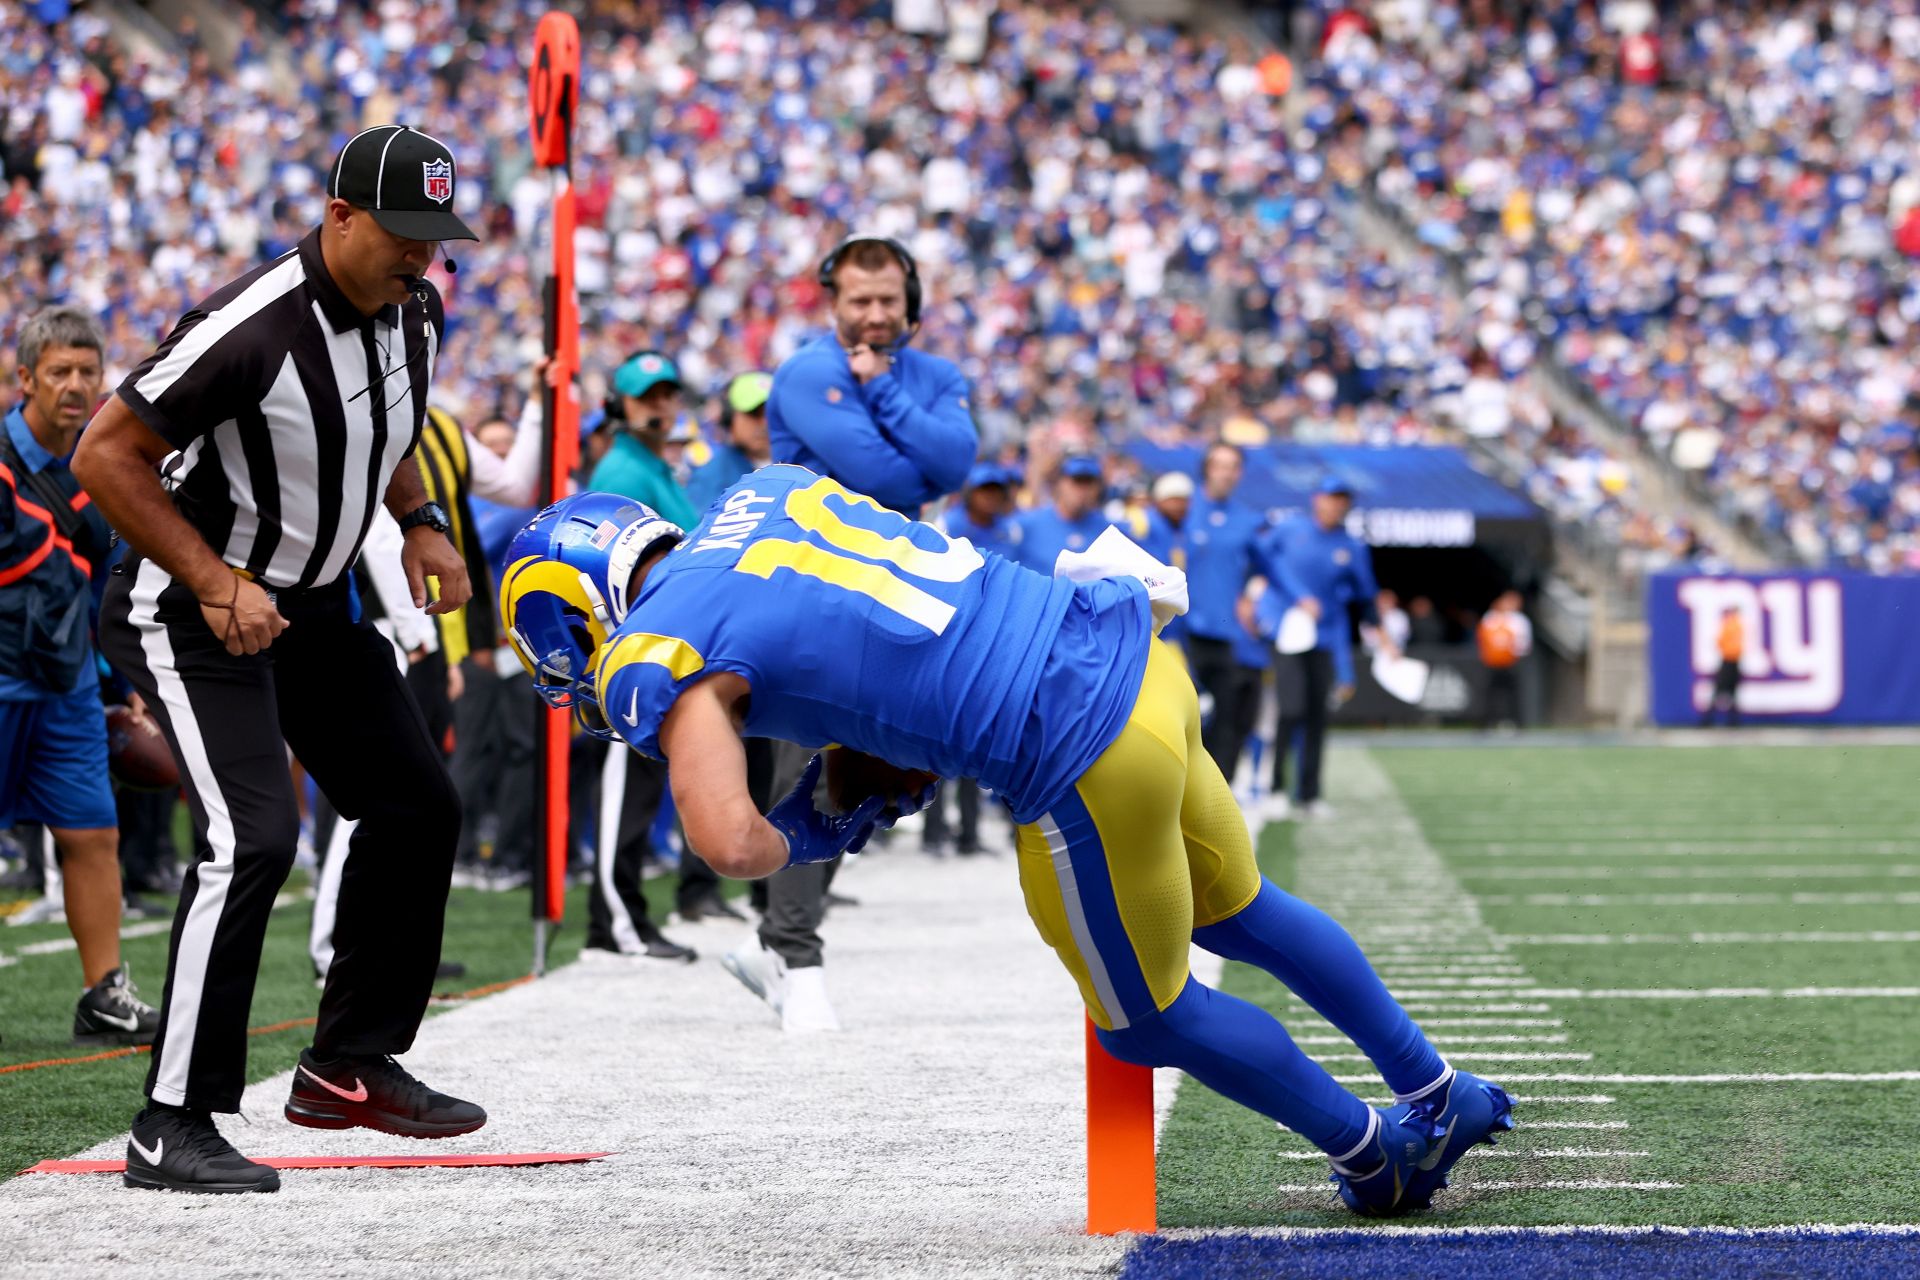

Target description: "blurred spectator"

left=1701, top=606, right=1743, bottom=728
left=686, top=370, right=773, bottom=515
left=1475, top=589, right=1532, bottom=731
left=1180, top=443, right=1266, bottom=783
left=1011, top=452, right=1113, bottom=574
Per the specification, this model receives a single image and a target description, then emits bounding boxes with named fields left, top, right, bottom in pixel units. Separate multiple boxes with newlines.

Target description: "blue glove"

left=768, top=754, right=888, bottom=867
left=841, top=778, right=941, bottom=856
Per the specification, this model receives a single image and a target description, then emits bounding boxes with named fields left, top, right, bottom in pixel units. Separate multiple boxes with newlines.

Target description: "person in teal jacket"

left=588, top=351, right=699, bottom=529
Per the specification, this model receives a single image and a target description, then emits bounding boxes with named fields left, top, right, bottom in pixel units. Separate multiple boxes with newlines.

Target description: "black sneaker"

left=285, top=1048, right=487, bottom=1138
left=74, top=966, right=160, bottom=1046
left=677, top=891, right=746, bottom=923
left=124, top=1106, right=280, bottom=1194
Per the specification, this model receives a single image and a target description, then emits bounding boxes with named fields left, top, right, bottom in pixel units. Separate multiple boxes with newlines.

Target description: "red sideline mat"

left=21, top=1152, right=611, bottom=1175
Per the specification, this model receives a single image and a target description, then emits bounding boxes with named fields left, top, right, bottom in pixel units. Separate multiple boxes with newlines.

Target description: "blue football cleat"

left=1327, top=1108, right=1440, bottom=1218
left=1391, top=1069, right=1515, bottom=1211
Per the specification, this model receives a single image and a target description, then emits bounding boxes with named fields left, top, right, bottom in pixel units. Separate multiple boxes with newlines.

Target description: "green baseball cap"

left=612, top=351, right=682, bottom=399
left=726, top=371, right=773, bottom=415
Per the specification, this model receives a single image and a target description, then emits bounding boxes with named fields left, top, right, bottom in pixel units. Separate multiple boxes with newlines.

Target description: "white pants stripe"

left=1037, top=812, right=1129, bottom=1031
left=597, top=742, right=644, bottom=953
left=131, top=558, right=241, bottom=1107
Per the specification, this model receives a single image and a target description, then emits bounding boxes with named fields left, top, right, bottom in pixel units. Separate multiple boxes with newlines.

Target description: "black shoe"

left=678, top=892, right=746, bottom=923
left=74, top=966, right=159, bottom=1046
left=825, top=891, right=861, bottom=909
left=435, top=960, right=467, bottom=981
left=644, top=936, right=698, bottom=962
left=124, top=1106, right=279, bottom=1194
left=285, top=1048, right=487, bottom=1138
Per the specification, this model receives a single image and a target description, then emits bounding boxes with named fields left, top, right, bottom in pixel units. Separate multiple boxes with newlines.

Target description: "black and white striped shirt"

left=118, top=228, right=442, bottom=591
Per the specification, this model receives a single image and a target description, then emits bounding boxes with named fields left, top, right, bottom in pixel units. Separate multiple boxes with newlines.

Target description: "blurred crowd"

left=1339, top=0, right=1920, bottom=572
left=0, top=0, right=1683, bottom=563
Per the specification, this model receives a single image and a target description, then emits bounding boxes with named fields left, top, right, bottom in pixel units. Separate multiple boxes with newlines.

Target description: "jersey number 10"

left=734, top=477, right=984, bottom=635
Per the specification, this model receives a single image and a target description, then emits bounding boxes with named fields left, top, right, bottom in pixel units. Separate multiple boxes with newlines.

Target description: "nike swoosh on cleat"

left=88, top=1009, right=142, bottom=1032
left=1418, top=1121, right=1455, bottom=1172
left=298, top=1064, right=369, bottom=1102
left=129, top=1135, right=162, bottom=1165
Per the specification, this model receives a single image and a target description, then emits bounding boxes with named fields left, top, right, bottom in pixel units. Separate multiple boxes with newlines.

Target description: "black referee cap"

left=328, top=125, right=477, bottom=242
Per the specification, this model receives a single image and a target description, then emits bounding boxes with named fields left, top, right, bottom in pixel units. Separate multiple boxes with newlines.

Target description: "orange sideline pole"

left=1085, top=1015, right=1156, bottom=1234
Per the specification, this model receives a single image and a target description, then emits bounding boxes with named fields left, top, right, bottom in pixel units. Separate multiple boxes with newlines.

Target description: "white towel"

left=1053, top=526, right=1190, bottom=636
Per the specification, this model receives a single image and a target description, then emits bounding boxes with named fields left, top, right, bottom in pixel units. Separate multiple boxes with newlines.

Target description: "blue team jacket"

left=767, top=334, right=975, bottom=513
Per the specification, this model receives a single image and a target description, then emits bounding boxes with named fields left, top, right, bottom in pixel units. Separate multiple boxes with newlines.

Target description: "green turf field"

left=0, top=868, right=705, bottom=1177
left=1158, top=743, right=1920, bottom=1228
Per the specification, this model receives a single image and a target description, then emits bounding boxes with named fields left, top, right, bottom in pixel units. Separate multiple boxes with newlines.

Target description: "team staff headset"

left=601, top=350, right=684, bottom=431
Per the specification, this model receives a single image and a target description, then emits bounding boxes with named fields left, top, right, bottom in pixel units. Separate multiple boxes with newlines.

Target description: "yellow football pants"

left=1016, top=638, right=1262, bottom=1031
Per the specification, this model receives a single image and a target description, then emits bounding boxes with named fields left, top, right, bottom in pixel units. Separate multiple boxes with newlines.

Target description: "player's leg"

left=1296, top=649, right=1333, bottom=805
left=1016, top=644, right=1376, bottom=1158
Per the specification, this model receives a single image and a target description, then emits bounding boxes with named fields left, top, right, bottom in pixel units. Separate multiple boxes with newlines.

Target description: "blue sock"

left=1096, top=979, right=1373, bottom=1155
left=1194, top=878, right=1446, bottom=1098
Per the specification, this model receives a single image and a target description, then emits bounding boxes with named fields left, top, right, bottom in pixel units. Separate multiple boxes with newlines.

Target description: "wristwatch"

left=398, top=502, right=451, bottom=535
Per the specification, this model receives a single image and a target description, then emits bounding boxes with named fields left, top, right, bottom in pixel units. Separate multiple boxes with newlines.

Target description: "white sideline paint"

left=0, top=852, right=1149, bottom=1278
left=1496, top=931, right=1920, bottom=946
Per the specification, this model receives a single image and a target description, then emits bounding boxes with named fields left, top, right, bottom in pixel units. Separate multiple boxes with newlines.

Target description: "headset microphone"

left=444, top=257, right=458, bottom=274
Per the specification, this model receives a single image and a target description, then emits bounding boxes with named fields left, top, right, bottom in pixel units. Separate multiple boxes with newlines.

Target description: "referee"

left=74, top=126, right=486, bottom=1194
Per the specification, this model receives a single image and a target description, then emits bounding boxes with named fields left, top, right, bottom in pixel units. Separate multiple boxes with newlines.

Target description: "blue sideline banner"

left=1647, top=571, right=1920, bottom=725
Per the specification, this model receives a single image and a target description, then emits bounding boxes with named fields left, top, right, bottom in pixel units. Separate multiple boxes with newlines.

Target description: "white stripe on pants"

left=597, top=743, right=645, bottom=953
left=130, top=558, right=242, bottom=1106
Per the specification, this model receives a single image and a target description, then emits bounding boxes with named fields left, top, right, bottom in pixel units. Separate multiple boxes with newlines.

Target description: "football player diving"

left=498, top=467, right=1512, bottom=1216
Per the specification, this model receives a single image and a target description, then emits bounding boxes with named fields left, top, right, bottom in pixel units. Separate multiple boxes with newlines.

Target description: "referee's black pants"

left=101, top=557, right=459, bottom=1112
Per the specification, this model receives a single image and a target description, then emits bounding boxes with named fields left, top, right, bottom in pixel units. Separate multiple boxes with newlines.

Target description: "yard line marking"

left=1505, top=1095, right=1615, bottom=1104
left=1270, top=1179, right=1684, bottom=1192
left=1460, top=842, right=1920, bottom=858
left=1457, top=864, right=1920, bottom=881
left=1386, top=987, right=1920, bottom=1000
left=1527, top=1121, right=1632, bottom=1129
left=1474, top=892, right=1920, bottom=907
left=0, top=894, right=297, bottom=963
left=1409, top=1018, right=1565, bottom=1028
left=15, top=920, right=173, bottom=956
left=1497, top=931, right=1920, bottom=946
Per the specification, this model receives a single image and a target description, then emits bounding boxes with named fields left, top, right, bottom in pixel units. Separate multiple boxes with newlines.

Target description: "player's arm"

left=858, top=363, right=976, bottom=500
left=774, top=361, right=948, bottom=509
left=658, top=672, right=786, bottom=880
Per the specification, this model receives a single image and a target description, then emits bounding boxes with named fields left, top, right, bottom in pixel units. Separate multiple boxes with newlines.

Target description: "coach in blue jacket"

left=1258, top=477, right=1397, bottom=819
left=768, top=235, right=975, bottom=516
left=1181, top=442, right=1268, bottom=781
left=749, top=234, right=976, bottom=1028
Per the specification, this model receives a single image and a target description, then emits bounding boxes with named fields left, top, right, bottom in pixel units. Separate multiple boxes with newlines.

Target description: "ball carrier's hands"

left=767, top=754, right=890, bottom=866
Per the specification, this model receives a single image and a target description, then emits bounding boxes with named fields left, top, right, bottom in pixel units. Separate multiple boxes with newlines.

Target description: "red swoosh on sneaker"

left=299, top=1064, right=369, bottom=1102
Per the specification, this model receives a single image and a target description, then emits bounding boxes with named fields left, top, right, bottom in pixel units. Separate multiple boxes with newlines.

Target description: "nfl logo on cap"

left=423, top=159, right=452, bottom=205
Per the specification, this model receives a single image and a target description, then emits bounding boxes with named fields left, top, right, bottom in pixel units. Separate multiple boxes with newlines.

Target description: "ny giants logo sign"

left=1675, top=577, right=1843, bottom=715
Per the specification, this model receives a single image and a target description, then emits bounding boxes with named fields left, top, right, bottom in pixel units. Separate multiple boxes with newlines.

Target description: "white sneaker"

left=722, top=935, right=786, bottom=1015
left=1302, top=800, right=1338, bottom=821
left=1260, top=792, right=1294, bottom=822
left=781, top=965, right=841, bottom=1034
left=7, top=895, right=65, bottom=927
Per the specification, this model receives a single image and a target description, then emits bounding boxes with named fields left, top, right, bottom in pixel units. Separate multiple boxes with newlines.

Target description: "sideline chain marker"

left=1084, top=1015, right=1154, bottom=1234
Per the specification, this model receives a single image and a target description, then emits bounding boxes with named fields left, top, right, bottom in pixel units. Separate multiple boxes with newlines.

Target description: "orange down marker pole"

left=1085, top=1015, right=1155, bottom=1234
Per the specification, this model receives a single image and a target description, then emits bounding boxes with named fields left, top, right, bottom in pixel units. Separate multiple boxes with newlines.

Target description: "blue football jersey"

left=595, top=465, right=1152, bottom=824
